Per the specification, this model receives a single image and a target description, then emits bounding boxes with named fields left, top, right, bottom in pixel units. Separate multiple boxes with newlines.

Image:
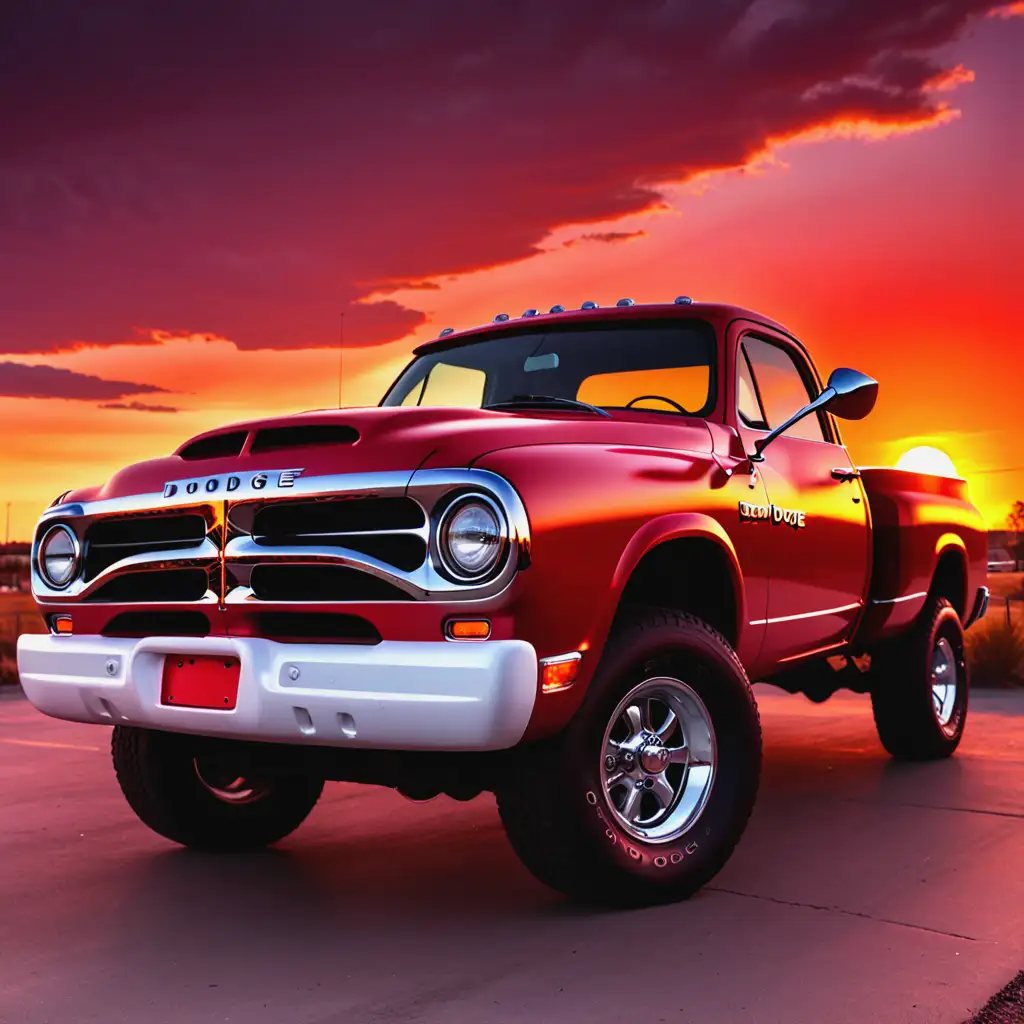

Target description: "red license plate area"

left=161, top=655, right=240, bottom=710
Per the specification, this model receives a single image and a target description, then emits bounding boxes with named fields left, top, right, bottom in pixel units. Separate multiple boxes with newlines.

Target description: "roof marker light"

left=616, top=298, right=634, bottom=306
left=439, top=327, right=454, bottom=337
left=674, top=295, right=693, bottom=305
left=494, top=312, right=510, bottom=322
left=549, top=304, right=565, bottom=313
left=522, top=308, right=538, bottom=317
left=581, top=300, right=598, bottom=310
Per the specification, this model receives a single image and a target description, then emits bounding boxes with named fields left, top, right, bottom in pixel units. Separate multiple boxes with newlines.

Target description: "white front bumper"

left=16, top=634, right=538, bottom=751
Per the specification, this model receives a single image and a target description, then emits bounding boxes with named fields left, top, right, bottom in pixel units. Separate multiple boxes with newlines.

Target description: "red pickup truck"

left=18, top=298, right=988, bottom=906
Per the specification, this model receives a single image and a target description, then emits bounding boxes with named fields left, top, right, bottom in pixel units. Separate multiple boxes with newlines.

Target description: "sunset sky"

left=1, top=1, right=1021, bottom=540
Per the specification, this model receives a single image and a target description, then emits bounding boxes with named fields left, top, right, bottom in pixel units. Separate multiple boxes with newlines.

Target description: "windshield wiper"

left=483, top=394, right=612, bottom=418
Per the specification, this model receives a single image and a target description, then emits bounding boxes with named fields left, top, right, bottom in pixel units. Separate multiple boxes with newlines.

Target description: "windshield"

left=380, top=320, right=717, bottom=417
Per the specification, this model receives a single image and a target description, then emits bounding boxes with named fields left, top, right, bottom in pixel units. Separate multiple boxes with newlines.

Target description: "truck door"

left=733, top=329, right=870, bottom=665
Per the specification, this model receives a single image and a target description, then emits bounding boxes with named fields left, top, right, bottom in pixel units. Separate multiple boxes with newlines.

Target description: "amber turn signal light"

left=445, top=619, right=491, bottom=640
left=540, top=652, right=582, bottom=692
left=52, top=615, right=73, bottom=635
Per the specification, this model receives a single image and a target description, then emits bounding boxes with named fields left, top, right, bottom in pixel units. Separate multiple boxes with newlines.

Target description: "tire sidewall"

left=562, top=617, right=761, bottom=893
left=924, top=603, right=969, bottom=744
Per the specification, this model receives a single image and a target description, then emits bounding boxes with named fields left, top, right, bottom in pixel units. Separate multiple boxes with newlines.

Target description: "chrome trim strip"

left=539, top=651, right=583, bottom=667
left=31, top=468, right=531, bottom=604
left=749, top=601, right=862, bottom=627
left=870, top=591, right=927, bottom=606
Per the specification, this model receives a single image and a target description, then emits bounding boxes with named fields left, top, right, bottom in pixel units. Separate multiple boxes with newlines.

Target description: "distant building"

left=0, top=543, right=30, bottom=591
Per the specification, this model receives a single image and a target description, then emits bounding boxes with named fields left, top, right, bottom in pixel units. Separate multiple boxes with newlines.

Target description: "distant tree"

left=1009, top=501, right=1024, bottom=563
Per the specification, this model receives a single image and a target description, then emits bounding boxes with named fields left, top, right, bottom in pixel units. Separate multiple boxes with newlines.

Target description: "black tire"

left=869, top=596, right=968, bottom=760
left=495, top=609, right=762, bottom=907
left=111, top=727, right=324, bottom=850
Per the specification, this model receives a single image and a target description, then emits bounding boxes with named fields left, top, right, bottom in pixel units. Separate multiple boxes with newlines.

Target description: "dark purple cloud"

left=0, top=362, right=169, bottom=401
left=564, top=231, right=648, bottom=248
left=0, top=0, right=994, bottom=355
left=99, top=400, right=179, bottom=413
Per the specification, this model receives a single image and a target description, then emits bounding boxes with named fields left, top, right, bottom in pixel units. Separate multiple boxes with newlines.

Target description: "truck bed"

left=855, top=466, right=987, bottom=647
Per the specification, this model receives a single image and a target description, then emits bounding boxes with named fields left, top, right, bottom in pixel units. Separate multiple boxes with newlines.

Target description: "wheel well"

left=616, top=538, right=738, bottom=647
left=929, top=547, right=967, bottom=620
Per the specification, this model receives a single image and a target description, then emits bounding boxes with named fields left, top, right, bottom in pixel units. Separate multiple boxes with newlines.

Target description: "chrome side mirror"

left=822, top=367, right=878, bottom=421
left=749, top=367, right=877, bottom=462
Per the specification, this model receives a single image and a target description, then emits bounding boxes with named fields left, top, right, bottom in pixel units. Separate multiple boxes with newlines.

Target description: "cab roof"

left=413, top=300, right=797, bottom=356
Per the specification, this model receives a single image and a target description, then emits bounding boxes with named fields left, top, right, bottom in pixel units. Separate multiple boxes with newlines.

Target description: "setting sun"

left=895, top=446, right=961, bottom=478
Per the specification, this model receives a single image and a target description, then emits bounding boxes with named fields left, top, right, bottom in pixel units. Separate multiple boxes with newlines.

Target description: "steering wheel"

left=624, top=395, right=690, bottom=415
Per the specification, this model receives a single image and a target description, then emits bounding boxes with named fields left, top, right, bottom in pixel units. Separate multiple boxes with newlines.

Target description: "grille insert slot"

left=84, top=514, right=208, bottom=580
left=250, top=564, right=413, bottom=602
left=253, top=496, right=424, bottom=536
left=251, top=496, right=427, bottom=572
left=86, top=569, right=210, bottom=603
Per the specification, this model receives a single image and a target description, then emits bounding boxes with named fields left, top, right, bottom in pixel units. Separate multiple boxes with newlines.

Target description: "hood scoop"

left=177, top=423, right=360, bottom=461
left=251, top=424, right=359, bottom=453
left=179, top=431, right=248, bottom=461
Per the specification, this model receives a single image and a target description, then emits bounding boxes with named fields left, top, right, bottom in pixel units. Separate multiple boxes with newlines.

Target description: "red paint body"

left=33, top=302, right=987, bottom=742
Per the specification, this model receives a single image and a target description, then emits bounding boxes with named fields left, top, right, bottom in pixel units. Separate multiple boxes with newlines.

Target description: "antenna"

left=338, top=312, right=345, bottom=408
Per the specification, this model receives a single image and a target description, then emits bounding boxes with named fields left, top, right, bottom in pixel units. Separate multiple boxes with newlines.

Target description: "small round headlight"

left=38, top=525, right=80, bottom=589
left=439, top=498, right=504, bottom=580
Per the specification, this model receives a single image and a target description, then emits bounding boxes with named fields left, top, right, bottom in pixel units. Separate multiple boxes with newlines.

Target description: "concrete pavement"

left=2, top=684, right=1024, bottom=1024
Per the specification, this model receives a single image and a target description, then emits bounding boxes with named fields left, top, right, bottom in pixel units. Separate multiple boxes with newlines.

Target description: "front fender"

left=610, top=512, right=746, bottom=635
left=471, top=442, right=743, bottom=740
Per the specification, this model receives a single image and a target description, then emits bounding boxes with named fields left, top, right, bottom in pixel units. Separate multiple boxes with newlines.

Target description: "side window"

left=740, top=337, right=826, bottom=443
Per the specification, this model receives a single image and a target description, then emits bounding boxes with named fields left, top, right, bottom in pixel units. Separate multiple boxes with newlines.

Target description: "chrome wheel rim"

left=193, top=758, right=269, bottom=805
left=600, top=676, right=716, bottom=844
left=931, top=637, right=958, bottom=732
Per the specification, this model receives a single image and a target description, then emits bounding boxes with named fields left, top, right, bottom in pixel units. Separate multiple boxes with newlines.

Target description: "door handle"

left=831, top=467, right=860, bottom=482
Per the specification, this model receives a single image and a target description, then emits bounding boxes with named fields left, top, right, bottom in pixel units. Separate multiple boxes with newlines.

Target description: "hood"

left=67, top=405, right=714, bottom=502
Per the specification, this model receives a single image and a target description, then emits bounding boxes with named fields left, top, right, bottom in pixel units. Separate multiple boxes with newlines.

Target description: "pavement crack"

left=837, top=797, right=1024, bottom=822
left=707, top=885, right=981, bottom=942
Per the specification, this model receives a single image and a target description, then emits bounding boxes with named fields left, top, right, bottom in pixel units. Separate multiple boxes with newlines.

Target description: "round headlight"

left=439, top=498, right=504, bottom=580
left=38, top=525, right=80, bottom=589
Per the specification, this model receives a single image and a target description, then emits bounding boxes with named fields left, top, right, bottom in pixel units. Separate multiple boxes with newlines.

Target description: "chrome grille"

left=32, top=468, right=530, bottom=604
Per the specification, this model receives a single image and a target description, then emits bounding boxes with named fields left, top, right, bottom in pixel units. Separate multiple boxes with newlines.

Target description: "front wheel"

left=869, top=596, right=969, bottom=760
left=495, top=610, right=762, bottom=907
left=112, top=727, right=324, bottom=850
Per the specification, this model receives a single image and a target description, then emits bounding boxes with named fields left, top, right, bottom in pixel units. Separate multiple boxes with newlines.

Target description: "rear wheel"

left=495, top=609, right=761, bottom=907
left=869, top=596, right=968, bottom=760
left=112, top=727, right=324, bottom=850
